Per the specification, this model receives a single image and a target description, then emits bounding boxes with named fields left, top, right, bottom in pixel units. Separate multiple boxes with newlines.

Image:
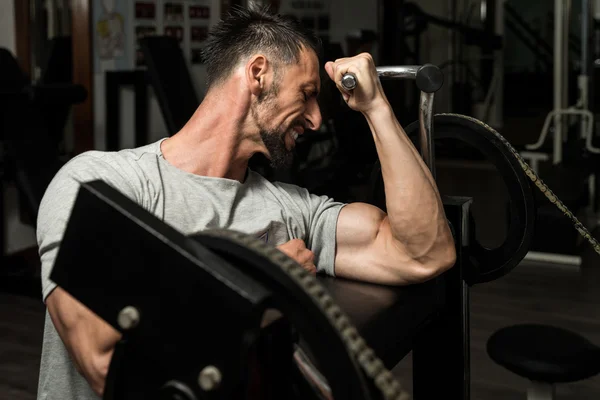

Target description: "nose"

left=304, top=98, right=322, bottom=131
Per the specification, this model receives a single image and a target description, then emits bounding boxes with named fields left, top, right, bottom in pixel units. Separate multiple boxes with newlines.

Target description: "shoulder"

left=50, top=151, right=135, bottom=193
left=39, top=143, right=163, bottom=224
left=52, top=140, right=163, bottom=190
left=246, top=171, right=344, bottom=212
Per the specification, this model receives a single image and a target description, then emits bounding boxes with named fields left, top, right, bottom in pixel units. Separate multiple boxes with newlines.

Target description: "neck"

left=160, top=83, right=263, bottom=182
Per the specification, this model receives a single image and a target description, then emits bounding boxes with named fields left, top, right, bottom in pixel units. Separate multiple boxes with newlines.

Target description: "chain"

left=202, top=229, right=412, bottom=400
left=437, top=113, right=600, bottom=256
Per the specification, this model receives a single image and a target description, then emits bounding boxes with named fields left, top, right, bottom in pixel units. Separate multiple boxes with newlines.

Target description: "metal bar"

left=419, top=92, right=436, bottom=177
left=373, top=66, right=436, bottom=174
left=583, top=0, right=590, bottom=76
left=580, top=0, right=591, bottom=140
left=563, top=0, right=571, bottom=139
left=524, top=251, right=582, bottom=266
left=527, top=382, right=556, bottom=400
left=553, top=0, right=563, bottom=165
left=376, top=65, right=420, bottom=79
left=528, top=108, right=595, bottom=150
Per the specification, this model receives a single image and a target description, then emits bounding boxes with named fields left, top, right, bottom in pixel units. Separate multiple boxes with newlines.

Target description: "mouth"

left=291, top=125, right=304, bottom=140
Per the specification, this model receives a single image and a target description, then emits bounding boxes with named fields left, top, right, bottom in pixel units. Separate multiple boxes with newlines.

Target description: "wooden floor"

left=392, top=257, right=600, bottom=400
left=2, top=162, right=600, bottom=399
left=0, top=292, right=44, bottom=400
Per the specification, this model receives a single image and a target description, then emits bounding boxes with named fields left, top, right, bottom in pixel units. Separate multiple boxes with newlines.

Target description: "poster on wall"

left=165, top=26, right=185, bottom=42
left=94, top=0, right=216, bottom=72
left=135, top=2, right=156, bottom=19
left=190, top=26, right=208, bottom=42
left=96, top=2, right=125, bottom=60
left=187, top=0, right=211, bottom=67
left=135, top=26, right=157, bottom=66
left=280, top=0, right=331, bottom=42
left=133, top=1, right=158, bottom=67
left=136, top=26, right=157, bottom=40
left=189, top=5, right=210, bottom=19
left=94, top=0, right=130, bottom=72
left=164, top=2, right=185, bottom=23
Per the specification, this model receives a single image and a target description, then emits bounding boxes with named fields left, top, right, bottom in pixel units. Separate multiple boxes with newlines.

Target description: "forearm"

left=364, top=101, right=450, bottom=261
left=47, top=287, right=121, bottom=397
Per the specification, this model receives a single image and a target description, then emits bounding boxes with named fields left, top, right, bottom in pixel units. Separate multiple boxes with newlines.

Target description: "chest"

left=146, top=181, right=303, bottom=245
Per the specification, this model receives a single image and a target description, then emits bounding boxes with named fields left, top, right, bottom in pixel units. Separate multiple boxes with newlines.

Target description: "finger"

left=324, top=62, right=335, bottom=81
left=331, top=61, right=354, bottom=101
left=334, top=57, right=351, bottom=63
left=298, top=249, right=314, bottom=264
left=289, top=238, right=306, bottom=247
left=303, top=263, right=317, bottom=274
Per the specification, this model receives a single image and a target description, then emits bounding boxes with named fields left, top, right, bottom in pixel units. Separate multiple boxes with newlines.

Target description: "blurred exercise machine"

left=0, top=40, right=86, bottom=293
left=380, top=0, right=503, bottom=127
left=140, top=36, right=200, bottom=135
left=521, top=0, right=600, bottom=267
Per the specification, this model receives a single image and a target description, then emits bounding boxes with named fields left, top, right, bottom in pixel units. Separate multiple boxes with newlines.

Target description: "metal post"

left=413, top=196, right=472, bottom=400
left=580, top=0, right=591, bottom=139
left=374, top=66, right=437, bottom=175
left=553, top=0, right=564, bottom=164
left=527, top=381, right=555, bottom=400
left=345, top=65, right=440, bottom=176
left=419, top=92, right=436, bottom=178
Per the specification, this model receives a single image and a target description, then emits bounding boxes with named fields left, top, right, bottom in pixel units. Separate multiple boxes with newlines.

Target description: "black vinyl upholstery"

left=487, top=324, right=600, bottom=383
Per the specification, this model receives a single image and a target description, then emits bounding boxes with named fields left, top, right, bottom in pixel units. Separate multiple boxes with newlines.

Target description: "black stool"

left=487, top=324, right=600, bottom=399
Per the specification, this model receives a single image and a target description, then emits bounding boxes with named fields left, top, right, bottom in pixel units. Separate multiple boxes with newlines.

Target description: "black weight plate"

left=190, top=230, right=376, bottom=400
left=370, top=114, right=536, bottom=285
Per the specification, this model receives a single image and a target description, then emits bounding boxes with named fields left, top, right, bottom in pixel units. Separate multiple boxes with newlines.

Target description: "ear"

left=246, top=54, right=269, bottom=97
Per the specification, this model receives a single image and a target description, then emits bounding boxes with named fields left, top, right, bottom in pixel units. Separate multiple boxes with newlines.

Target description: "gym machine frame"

left=50, top=64, right=475, bottom=399
left=361, top=64, right=471, bottom=399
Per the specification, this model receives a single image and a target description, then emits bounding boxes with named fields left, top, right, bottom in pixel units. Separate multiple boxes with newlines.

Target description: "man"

left=36, top=7, right=456, bottom=400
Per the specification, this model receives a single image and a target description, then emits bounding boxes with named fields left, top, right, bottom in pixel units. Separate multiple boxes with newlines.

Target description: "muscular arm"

left=326, top=55, right=456, bottom=285
left=46, top=287, right=121, bottom=397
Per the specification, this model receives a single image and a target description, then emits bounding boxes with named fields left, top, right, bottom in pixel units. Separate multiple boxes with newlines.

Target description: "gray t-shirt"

left=36, top=138, right=345, bottom=400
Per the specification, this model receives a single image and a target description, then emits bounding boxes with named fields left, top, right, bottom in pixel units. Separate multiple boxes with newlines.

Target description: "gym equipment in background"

left=521, top=0, right=600, bottom=267
left=487, top=324, right=600, bottom=400
left=380, top=0, right=503, bottom=124
left=0, top=42, right=86, bottom=295
left=139, top=36, right=200, bottom=135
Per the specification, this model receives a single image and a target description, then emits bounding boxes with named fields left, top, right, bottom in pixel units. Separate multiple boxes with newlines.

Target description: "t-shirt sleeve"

left=37, top=153, right=139, bottom=303
left=273, top=182, right=346, bottom=276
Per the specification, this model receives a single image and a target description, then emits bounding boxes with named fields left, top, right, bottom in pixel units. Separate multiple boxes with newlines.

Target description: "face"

left=253, top=48, right=322, bottom=169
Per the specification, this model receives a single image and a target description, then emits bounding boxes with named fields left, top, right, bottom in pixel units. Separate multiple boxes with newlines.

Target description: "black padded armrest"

left=317, top=275, right=443, bottom=368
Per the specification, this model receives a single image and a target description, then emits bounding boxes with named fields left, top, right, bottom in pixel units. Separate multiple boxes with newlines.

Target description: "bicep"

left=46, top=287, right=121, bottom=396
left=334, top=203, right=427, bottom=285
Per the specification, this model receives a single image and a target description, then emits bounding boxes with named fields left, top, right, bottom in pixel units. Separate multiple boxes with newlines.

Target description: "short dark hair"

left=202, top=6, right=322, bottom=88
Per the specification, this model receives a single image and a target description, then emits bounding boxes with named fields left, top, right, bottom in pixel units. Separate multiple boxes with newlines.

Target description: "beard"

left=253, top=86, right=296, bottom=170
left=259, top=128, right=295, bottom=169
